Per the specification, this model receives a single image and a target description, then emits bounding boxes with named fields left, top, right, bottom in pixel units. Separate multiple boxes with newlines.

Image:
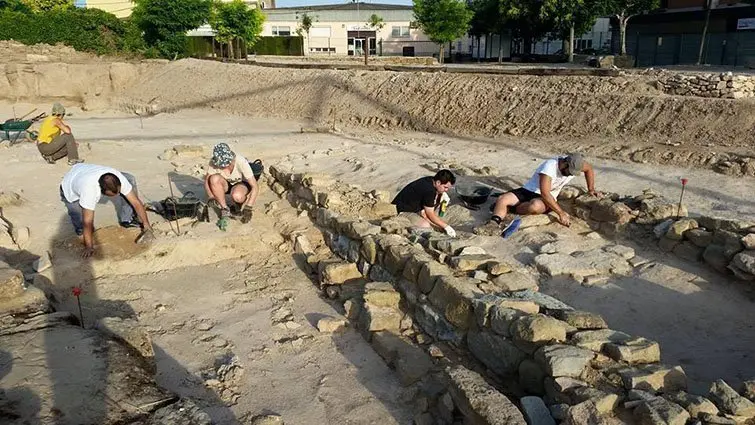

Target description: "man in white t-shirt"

left=487, top=153, right=599, bottom=229
left=204, top=143, right=260, bottom=229
left=60, top=164, right=154, bottom=257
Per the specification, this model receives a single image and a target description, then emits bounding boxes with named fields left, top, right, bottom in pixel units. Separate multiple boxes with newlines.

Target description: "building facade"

left=261, top=3, right=472, bottom=59
left=76, top=0, right=264, bottom=19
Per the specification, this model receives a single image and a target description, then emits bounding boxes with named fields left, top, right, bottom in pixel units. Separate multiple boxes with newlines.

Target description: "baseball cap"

left=566, top=153, right=585, bottom=175
left=52, top=102, right=66, bottom=116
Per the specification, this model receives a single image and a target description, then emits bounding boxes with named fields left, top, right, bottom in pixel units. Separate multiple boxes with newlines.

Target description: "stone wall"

left=558, top=187, right=755, bottom=282
left=266, top=165, right=755, bottom=425
left=657, top=72, right=755, bottom=99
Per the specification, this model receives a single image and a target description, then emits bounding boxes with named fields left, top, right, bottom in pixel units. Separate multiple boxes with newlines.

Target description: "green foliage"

left=367, top=13, right=385, bottom=31
left=132, top=0, right=212, bottom=58
left=20, top=0, right=71, bottom=12
left=296, top=12, right=314, bottom=37
left=540, top=0, right=602, bottom=40
left=210, top=0, right=264, bottom=45
left=600, top=0, right=659, bottom=19
left=252, top=35, right=303, bottom=55
left=0, top=0, right=31, bottom=12
left=413, top=0, right=472, bottom=44
left=0, top=7, right=144, bottom=55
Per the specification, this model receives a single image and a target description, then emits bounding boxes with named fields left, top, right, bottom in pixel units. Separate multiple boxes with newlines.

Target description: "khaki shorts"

left=397, top=211, right=429, bottom=227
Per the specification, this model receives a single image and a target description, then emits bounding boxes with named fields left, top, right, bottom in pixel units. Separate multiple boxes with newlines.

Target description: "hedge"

left=252, top=36, right=303, bottom=56
left=0, top=7, right=145, bottom=55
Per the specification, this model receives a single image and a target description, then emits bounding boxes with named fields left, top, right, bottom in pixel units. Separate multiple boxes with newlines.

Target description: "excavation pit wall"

left=265, top=166, right=755, bottom=425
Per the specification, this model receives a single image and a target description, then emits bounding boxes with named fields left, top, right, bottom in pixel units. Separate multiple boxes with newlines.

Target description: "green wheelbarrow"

left=0, top=112, right=45, bottom=145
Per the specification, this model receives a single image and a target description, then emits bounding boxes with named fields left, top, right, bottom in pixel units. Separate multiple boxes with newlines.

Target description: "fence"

left=626, top=31, right=755, bottom=67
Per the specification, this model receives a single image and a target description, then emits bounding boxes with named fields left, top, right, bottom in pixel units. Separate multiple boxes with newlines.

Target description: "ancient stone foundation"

left=657, top=72, right=755, bottom=99
left=266, top=165, right=755, bottom=425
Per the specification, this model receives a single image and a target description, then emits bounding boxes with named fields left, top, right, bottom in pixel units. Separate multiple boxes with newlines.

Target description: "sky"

left=275, top=0, right=413, bottom=7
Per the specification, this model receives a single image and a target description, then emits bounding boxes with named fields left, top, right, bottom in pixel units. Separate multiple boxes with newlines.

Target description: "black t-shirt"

left=392, top=176, right=438, bottom=213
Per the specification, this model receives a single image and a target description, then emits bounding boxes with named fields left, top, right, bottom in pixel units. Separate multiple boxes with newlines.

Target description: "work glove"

left=240, top=206, right=253, bottom=224
left=217, top=216, right=229, bottom=231
left=444, top=225, right=457, bottom=238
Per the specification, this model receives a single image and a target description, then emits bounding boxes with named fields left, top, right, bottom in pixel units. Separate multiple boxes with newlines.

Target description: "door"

left=354, top=39, right=364, bottom=56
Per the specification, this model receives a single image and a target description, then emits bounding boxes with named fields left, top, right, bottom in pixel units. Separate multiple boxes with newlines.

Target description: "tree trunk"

left=619, top=15, right=628, bottom=56
left=364, top=38, right=369, bottom=65
left=568, top=23, right=575, bottom=63
left=498, top=33, right=503, bottom=63
left=477, top=36, right=481, bottom=62
left=439, top=43, right=444, bottom=64
left=697, top=0, right=712, bottom=65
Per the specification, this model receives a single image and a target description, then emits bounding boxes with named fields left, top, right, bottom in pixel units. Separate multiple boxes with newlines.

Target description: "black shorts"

left=510, top=187, right=542, bottom=205
left=225, top=181, right=252, bottom=194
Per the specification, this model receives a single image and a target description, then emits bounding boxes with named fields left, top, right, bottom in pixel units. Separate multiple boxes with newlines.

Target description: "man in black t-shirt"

left=392, top=169, right=457, bottom=237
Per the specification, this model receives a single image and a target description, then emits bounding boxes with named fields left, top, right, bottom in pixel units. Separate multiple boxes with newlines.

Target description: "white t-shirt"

left=206, top=154, right=254, bottom=184
left=522, top=157, right=574, bottom=198
left=61, top=164, right=133, bottom=210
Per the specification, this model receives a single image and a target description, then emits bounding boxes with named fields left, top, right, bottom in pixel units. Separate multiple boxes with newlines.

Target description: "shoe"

left=220, top=207, right=231, bottom=218
left=501, top=216, right=522, bottom=239
left=119, top=219, right=141, bottom=229
left=43, top=155, right=56, bottom=164
left=68, top=159, right=84, bottom=166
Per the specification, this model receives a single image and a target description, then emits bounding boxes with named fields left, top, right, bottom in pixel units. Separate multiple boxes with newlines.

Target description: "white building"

left=531, top=18, right=612, bottom=55
left=262, top=2, right=473, bottom=58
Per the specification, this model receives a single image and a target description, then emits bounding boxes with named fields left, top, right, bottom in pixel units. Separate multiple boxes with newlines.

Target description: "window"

left=391, top=26, right=410, bottom=38
left=272, top=26, right=291, bottom=36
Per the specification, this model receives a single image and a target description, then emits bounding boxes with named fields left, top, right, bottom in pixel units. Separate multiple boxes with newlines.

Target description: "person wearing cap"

left=36, top=103, right=83, bottom=166
left=204, top=143, right=260, bottom=229
left=487, top=153, right=599, bottom=230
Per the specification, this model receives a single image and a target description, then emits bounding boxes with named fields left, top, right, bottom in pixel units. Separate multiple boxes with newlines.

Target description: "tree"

left=367, top=13, right=385, bottom=31
left=413, top=0, right=472, bottom=63
left=132, top=0, right=212, bottom=59
left=0, top=0, right=31, bottom=12
left=498, top=0, right=552, bottom=55
left=296, top=12, right=314, bottom=39
left=210, top=0, right=265, bottom=59
left=20, top=0, right=70, bottom=12
left=697, top=0, right=712, bottom=64
left=601, top=0, right=659, bottom=55
left=541, top=0, right=603, bottom=61
left=469, top=0, right=508, bottom=62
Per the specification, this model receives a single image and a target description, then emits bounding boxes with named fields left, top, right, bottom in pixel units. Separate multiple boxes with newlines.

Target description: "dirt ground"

left=1, top=90, right=754, bottom=421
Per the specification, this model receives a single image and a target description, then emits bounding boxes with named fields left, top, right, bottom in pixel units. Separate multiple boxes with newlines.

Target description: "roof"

left=269, top=2, right=412, bottom=11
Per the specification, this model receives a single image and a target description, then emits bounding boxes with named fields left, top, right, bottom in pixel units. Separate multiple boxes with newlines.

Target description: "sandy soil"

left=1, top=101, right=754, bottom=418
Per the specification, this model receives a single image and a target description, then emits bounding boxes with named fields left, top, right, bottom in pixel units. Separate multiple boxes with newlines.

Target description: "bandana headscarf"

left=211, top=143, right=235, bottom=168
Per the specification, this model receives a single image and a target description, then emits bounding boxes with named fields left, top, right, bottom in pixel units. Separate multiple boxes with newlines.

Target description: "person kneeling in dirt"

left=391, top=169, right=457, bottom=237
left=60, top=164, right=155, bottom=258
left=37, top=103, right=83, bottom=166
left=204, top=143, right=260, bottom=228
left=481, top=153, right=600, bottom=235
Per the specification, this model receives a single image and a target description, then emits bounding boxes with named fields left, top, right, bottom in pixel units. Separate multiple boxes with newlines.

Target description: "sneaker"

left=501, top=216, right=522, bottom=239
left=119, top=219, right=141, bottom=229
left=43, top=155, right=56, bottom=164
left=68, top=159, right=84, bottom=166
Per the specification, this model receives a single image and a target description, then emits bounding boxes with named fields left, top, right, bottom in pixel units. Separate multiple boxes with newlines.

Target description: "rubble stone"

left=742, top=380, right=755, bottom=401
left=492, top=270, right=539, bottom=292
left=428, top=276, right=478, bottom=329
left=553, top=310, right=607, bottom=330
left=634, top=397, right=690, bottom=425
left=731, top=250, right=755, bottom=275
left=520, top=396, right=556, bottom=425
left=316, top=317, right=347, bottom=333
left=450, top=254, right=497, bottom=271
left=488, top=261, right=514, bottom=276
left=742, top=233, right=755, bottom=250
left=361, top=304, right=401, bottom=332
left=96, top=317, right=155, bottom=369
left=447, top=365, right=527, bottom=424
left=490, top=306, right=527, bottom=337
left=605, top=337, right=661, bottom=364
left=414, top=303, right=463, bottom=344
left=363, top=290, right=401, bottom=309
left=571, top=329, right=632, bottom=352
left=566, top=386, right=620, bottom=414
left=519, top=359, right=547, bottom=395
left=320, top=262, right=362, bottom=285
left=708, top=379, right=755, bottom=417
left=511, top=314, right=567, bottom=344
left=534, top=344, right=594, bottom=378
left=467, top=329, right=527, bottom=376
left=564, top=401, right=607, bottom=425
left=703, top=245, right=731, bottom=273
left=0, top=266, right=24, bottom=300
left=664, top=391, right=720, bottom=418
left=673, top=242, right=704, bottom=262
left=685, top=229, right=713, bottom=248
left=619, top=365, right=687, bottom=392
left=417, top=260, right=450, bottom=294
left=666, top=219, right=698, bottom=240
left=533, top=253, right=599, bottom=277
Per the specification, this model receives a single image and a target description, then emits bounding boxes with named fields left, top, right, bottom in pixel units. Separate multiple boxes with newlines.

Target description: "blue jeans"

left=60, top=172, right=138, bottom=235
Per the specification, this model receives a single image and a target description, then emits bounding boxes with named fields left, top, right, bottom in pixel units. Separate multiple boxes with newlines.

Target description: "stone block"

left=685, top=229, right=713, bottom=248
left=317, top=317, right=347, bottom=333
left=447, top=365, right=527, bottom=425
left=395, top=278, right=420, bottom=307
left=381, top=215, right=412, bottom=234
left=664, top=391, right=720, bottom=418
left=575, top=194, right=601, bottom=209
left=742, top=233, right=755, bottom=250
left=492, top=270, right=539, bottom=292
left=666, top=219, right=698, bottom=240
left=467, top=329, right=527, bottom=376
left=571, top=329, right=632, bottom=352
left=417, top=259, right=450, bottom=295
left=301, top=173, right=334, bottom=188
left=519, top=359, right=547, bottom=395
left=96, top=317, right=155, bottom=370
left=449, top=254, right=497, bottom=271
left=402, top=252, right=435, bottom=284
left=368, top=264, right=395, bottom=283
left=619, top=364, right=687, bottom=392
left=566, top=386, right=620, bottom=415
left=436, top=238, right=473, bottom=256
left=0, top=284, right=48, bottom=316
left=459, top=246, right=486, bottom=255
left=549, top=404, right=569, bottom=421
left=520, top=396, right=556, bottom=425
left=371, top=331, right=409, bottom=364
left=603, top=245, right=635, bottom=260
left=673, top=242, right=704, bottom=262
left=472, top=295, right=495, bottom=328
left=414, top=303, right=463, bottom=344
left=605, top=337, right=661, bottom=364
left=553, top=310, right=607, bottom=330
left=428, top=275, right=478, bottom=329
left=633, top=397, right=690, bottom=425
left=383, top=244, right=415, bottom=275
left=0, top=266, right=25, bottom=301
left=699, top=216, right=755, bottom=233
left=346, top=221, right=381, bottom=240
left=703, top=245, right=731, bottom=273
left=360, top=236, right=378, bottom=264
left=490, top=306, right=527, bottom=337
left=271, top=182, right=286, bottom=196
left=519, top=214, right=554, bottom=229
left=708, top=379, right=755, bottom=417
left=361, top=304, right=401, bottom=332
left=343, top=299, right=361, bottom=320
left=511, top=314, right=567, bottom=344
left=545, top=377, right=589, bottom=404
left=364, top=290, right=401, bottom=309
left=488, top=261, right=514, bottom=276
left=534, top=344, right=594, bottom=378
left=712, top=230, right=745, bottom=259
left=533, top=253, right=599, bottom=278
left=395, top=345, right=434, bottom=386
left=731, top=250, right=755, bottom=275
left=743, top=380, right=755, bottom=402
left=591, top=200, right=633, bottom=224
left=564, top=401, right=607, bottom=425
left=320, top=262, right=362, bottom=285
left=659, top=236, right=679, bottom=252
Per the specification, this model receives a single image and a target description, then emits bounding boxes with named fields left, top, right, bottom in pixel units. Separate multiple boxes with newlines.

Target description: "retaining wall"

left=265, top=165, right=755, bottom=425
left=657, top=72, right=755, bottom=99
